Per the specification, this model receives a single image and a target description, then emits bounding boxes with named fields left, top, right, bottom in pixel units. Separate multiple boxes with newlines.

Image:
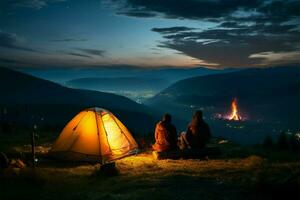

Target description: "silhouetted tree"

left=262, top=135, right=273, bottom=148
left=288, top=134, right=300, bottom=151
left=277, top=132, right=289, bottom=149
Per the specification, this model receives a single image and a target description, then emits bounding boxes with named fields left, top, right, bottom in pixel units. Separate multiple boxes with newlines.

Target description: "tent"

left=50, top=107, right=138, bottom=164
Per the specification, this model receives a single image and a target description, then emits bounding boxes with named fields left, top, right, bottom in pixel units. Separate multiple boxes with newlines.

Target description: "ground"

left=0, top=133, right=299, bottom=200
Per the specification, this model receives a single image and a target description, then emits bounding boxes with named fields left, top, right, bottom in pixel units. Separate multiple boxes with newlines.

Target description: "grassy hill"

left=0, top=67, right=158, bottom=135
left=0, top=135, right=299, bottom=200
left=0, top=66, right=299, bottom=200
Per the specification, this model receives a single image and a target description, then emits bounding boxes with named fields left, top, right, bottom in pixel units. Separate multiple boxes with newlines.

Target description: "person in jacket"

left=178, top=110, right=211, bottom=149
left=152, top=113, right=177, bottom=152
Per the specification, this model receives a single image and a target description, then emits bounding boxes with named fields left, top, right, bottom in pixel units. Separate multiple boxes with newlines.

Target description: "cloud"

left=257, top=0, right=300, bottom=22
left=108, top=0, right=300, bottom=67
left=76, top=48, right=106, bottom=57
left=13, top=0, right=48, bottom=9
left=64, top=48, right=106, bottom=59
left=0, top=30, right=37, bottom=52
left=111, top=0, right=262, bottom=19
left=151, top=27, right=195, bottom=34
left=151, top=23, right=300, bottom=67
left=0, top=57, right=22, bottom=64
left=4, top=0, right=65, bottom=10
left=50, top=38, right=87, bottom=42
left=67, top=52, right=93, bottom=59
left=113, top=0, right=299, bottom=67
left=112, top=0, right=300, bottom=23
left=0, top=0, right=66, bottom=16
left=116, top=11, right=157, bottom=18
left=249, top=51, right=300, bottom=65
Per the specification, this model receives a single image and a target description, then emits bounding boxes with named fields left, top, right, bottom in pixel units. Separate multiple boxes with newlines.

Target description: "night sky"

left=0, top=0, right=299, bottom=69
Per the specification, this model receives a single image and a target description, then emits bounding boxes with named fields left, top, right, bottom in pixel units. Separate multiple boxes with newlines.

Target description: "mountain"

left=65, top=77, right=169, bottom=102
left=19, top=66, right=236, bottom=84
left=0, top=67, right=157, bottom=135
left=146, top=66, right=300, bottom=144
left=19, top=67, right=236, bottom=102
left=66, top=77, right=168, bottom=91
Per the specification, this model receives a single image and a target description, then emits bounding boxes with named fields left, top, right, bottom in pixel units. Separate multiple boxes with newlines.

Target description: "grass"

left=0, top=133, right=299, bottom=200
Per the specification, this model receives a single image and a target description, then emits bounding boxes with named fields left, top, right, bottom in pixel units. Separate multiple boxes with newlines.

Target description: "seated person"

left=178, top=110, right=211, bottom=149
left=152, top=113, right=177, bottom=152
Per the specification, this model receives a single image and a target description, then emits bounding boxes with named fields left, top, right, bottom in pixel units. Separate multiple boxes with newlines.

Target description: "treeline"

left=262, top=132, right=300, bottom=151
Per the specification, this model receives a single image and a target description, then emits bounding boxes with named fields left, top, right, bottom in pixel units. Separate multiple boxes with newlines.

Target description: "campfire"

left=213, top=98, right=246, bottom=121
left=227, top=98, right=242, bottom=121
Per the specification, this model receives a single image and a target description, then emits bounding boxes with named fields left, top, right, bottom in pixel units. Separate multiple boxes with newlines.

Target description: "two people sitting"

left=152, top=110, right=211, bottom=152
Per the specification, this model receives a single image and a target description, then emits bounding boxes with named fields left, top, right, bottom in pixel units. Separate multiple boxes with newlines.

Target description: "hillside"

left=65, top=77, right=169, bottom=102
left=147, top=66, right=300, bottom=119
left=150, top=67, right=299, bottom=99
left=66, top=77, right=169, bottom=91
left=0, top=67, right=157, bottom=134
left=20, top=67, right=235, bottom=84
left=1, top=136, right=299, bottom=200
left=146, top=66, right=300, bottom=144
left=21, top=67, right=235, bottom=102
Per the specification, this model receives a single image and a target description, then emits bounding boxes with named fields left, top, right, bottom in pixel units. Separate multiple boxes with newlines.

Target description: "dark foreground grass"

left=0, top=134, right=299, bottom=200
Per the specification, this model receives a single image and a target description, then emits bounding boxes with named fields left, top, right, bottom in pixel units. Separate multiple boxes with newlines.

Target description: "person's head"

left=191, top=110, right=203, bottom=125
left=162, top=113, right=172, bottom=123
left=194, top=110, right=203, bottom=120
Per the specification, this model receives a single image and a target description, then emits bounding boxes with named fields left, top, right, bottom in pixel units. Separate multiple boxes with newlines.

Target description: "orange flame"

left=229, top=98, right=241, bottom=121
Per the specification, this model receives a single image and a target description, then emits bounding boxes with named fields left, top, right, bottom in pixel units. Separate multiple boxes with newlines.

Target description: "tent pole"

left=100, top=113, right=112, bottom=153
left=111, top=115, right=135, bottom=148
left=94, top=112, right=102, bottom=164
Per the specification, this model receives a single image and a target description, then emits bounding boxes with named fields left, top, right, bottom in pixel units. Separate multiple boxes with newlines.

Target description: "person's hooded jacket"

left=152, top=120, right=177, bottom=152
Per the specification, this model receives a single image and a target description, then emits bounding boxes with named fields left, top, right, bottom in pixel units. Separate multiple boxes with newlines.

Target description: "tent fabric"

left=50, top=108, right=138, bottom=164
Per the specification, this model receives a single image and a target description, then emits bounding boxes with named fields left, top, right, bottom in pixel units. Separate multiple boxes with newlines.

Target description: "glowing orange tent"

left=50, top=108, right=138, bottom=164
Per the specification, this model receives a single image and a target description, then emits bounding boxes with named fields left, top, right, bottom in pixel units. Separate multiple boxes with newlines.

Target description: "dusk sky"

left=0, top=0, right=299, bottom=69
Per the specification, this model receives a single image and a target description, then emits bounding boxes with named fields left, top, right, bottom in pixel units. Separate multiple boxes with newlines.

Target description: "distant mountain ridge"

left=0, top=67, right=148, bottom=109
left=0, top=67, right=157, bottom=134
left=51, top=67, right=236, bottom=102
left=145, top=66, right=300, bottom=144
left=19, top=66, right=236, bottom=84
left=147, top=66, right=300, bottom=117
left=66, top=77, right=169, bottom=91
left=149, top=66, right=300, bottom=102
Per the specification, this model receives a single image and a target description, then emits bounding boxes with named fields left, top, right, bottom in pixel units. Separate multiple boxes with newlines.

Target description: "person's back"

left=185, top=110, right=211, bottom=148
left=186, top=120, right=211, bottom=148
left=152, top=114, right=177, bottom=152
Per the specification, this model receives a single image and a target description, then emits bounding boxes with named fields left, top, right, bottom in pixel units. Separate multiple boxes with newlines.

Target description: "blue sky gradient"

left=0, top=0, right=299, bottom=69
